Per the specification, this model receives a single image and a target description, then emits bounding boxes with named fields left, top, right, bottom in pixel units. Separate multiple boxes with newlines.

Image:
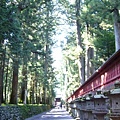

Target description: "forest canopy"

left=0, top=0, right=120, bottom=104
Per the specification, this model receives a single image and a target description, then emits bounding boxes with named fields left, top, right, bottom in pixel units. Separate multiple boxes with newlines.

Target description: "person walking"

left=60, top=102, right=62, bottom=109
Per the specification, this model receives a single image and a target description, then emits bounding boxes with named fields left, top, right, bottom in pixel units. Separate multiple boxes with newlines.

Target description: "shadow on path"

left=25, top=108, right=75, bottom=120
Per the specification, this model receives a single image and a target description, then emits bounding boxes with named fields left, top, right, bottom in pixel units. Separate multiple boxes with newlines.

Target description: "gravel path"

left=25, top=107, right=75, bottom=120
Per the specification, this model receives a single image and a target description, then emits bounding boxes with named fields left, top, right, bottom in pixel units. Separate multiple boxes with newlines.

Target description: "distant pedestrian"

left=60, top=102, right=62, bottom=109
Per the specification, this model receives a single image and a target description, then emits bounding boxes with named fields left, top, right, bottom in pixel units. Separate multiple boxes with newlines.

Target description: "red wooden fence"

left=67, top=50, right=120, bottom=103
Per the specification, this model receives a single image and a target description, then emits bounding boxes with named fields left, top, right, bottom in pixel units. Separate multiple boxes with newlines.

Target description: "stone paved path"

left=25, top=107, right=75, bottom=120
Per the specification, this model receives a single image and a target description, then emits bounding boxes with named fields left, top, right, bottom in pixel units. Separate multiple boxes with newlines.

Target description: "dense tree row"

left=0, top=0, right=58, bottom=105
left=1, top=0, right=120, bottom=104
left=59, top=0, right=120, bottom=98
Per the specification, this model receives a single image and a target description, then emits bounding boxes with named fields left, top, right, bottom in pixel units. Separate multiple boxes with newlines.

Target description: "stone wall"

left=0, top=106, right=22, bottom=120
left=0, top=105, right=50, bottom=120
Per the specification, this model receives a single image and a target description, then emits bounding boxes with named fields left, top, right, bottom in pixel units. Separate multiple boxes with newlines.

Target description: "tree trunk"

left=76, top=0, right=85, bottom=85
left=0, top=65, right=2, bottom=105
left=32, top=80, right=35, bottom=104
left=81, top=56, right=85, bottom=84
left=87, top=47, right=95, bottom=79
left=21, top=64, right=27, bottom=104
left=76, top=0, right=82, bottom=47
left=10, top=59, right=19, bottom=104
left=113, top=8, right=120, bottom=51
left=34, top=76, right=37, bottom=104
left=35, top=53, right=38, bottom=104
left=0, top=54, right=4, bottom=105
left=4, top=59, right=9, bottom=103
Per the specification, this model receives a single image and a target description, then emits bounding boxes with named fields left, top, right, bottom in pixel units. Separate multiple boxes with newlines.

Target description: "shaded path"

left=25, top=108, right=75, bottom=120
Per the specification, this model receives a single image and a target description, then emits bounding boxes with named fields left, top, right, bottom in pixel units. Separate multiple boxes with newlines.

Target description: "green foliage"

left=82, top=0, right=116, bottom=67
left=57, top=0, right=117, bottom=97
left=19, top=104, right=50, bottom=119
left=93, top=30, right=115, bottom=68
left=0, top=0, right=57, bottom=105
left=62, top=32, right=80, bottom=97
left=0, top=0, right=118, bottom=105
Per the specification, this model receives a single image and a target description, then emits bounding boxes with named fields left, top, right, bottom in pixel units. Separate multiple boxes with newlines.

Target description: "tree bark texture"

left=10, top=59, right=19, bottom=104
left=76, top=0, right=85, bottom=85
left=0, top=67, right=2, bottom=105
left=21, top=64, right=27, bottom=104
left=80, top=55, right=85, bottom=85
left=0, top=54, right=4, bottom=105
left=5, top=59, right=9, bottom=103
left=87, top=47, right=95, bottom=79
left=113, top=8, right=120, bottom=51
left=76, top=0, right=82, bottom=47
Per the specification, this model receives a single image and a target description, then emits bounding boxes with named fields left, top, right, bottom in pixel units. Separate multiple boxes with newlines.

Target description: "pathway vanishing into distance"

left=25, top=107, right=75, bottom=120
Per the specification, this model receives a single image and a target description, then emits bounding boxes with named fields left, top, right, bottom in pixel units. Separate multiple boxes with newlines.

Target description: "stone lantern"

left=86, top=93, right=94, bottom=111
left=69, top=100, right=77, bottom=118
left=68, top=101, right=74, bottom=116
left=85, top=93, right=94, bottom=120
left=92, top=90, right=108, bottom=120
left=74, top=98, right=81, bottom=120
left=107, top=81, right=120, bottom=120
left=76, top=96, right=86, bottom=120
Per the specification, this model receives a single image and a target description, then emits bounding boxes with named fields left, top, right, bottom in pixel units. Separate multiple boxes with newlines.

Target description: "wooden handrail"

left=67, top=49, right=120, bottom=103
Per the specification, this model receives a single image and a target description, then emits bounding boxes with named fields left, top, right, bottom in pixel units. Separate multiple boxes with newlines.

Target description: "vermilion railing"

left=67, top=50, right=120, bottom=103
